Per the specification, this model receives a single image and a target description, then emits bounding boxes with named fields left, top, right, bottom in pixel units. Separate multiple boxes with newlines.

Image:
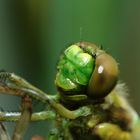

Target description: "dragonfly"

left=0, top=42, right=139, bottom=140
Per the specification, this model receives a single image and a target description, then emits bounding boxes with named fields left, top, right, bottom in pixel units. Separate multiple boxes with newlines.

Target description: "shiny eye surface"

left=55, top=42, right=119, bottom=102
left=87, top=52, right=119, bottom=99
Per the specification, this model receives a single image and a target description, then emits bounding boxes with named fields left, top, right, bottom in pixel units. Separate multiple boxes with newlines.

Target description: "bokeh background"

left=0, top=0, right=140, bottom=139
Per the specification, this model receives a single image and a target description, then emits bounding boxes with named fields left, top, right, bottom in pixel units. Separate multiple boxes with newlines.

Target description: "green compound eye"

left=55, top=42, right=119, bottom=102
left=55, top=45, right=95, bottom=92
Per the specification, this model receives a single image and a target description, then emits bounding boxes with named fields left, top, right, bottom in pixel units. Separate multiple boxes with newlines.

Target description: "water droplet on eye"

left=98, top=65, right=104, bottom=74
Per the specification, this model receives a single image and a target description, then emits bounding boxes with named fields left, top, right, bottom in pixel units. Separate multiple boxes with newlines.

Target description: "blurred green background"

left=0, top=0, right=140, bottom=139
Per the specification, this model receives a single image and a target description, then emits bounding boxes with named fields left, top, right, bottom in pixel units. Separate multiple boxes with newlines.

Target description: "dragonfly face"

left=55, top=42, right=119, bottom=103
left=0, top=42, right=139, bottom=140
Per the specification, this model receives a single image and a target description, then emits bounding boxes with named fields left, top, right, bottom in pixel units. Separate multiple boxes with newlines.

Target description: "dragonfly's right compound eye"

left=87, top=52, right=119, bottom=99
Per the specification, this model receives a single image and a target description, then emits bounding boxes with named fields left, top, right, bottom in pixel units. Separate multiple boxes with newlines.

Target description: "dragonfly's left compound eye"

left=55, top=44, right=95, bottom=94
left=55, top=42, right=119, bottom=102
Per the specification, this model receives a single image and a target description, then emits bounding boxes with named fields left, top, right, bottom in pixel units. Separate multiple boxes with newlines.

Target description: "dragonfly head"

left=55, top=42, right=119, bottom=103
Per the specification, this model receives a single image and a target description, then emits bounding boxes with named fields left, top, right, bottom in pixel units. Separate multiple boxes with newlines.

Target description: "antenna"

left=80, top=27, right=83, bottom=42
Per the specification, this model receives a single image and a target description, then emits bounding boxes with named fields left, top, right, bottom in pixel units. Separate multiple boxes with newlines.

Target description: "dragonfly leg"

left=94, top=122, right=131, bottom=140
left=0, top=122, right=11, bottom=140
left=0, top=110, right=56, bottom=121
left=12, top=96, right=32, bottom=140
